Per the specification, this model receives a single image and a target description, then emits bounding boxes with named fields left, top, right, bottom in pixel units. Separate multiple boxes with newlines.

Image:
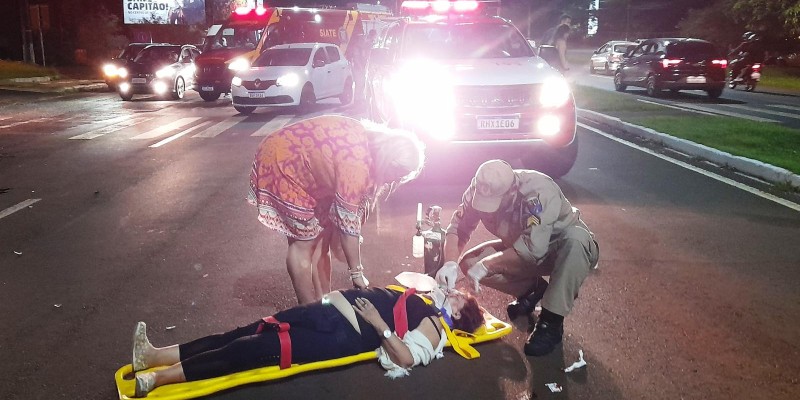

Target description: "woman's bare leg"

left=144, top=344, right=181, bottom=368
left=150, top=362, right=187, bottom=389
left=286, top=238, right=316, bottom=304
left=311, top=229, right=333, bottom=297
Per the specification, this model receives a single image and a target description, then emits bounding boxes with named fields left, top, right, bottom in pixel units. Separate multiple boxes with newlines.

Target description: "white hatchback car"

left=230, top=43, right=354, bottom=114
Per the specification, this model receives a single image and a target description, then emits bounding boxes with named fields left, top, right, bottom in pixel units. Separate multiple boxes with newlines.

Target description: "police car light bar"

left=401, top=1, right=480, bottom=13
left=234, top=6, right=268, bottom=16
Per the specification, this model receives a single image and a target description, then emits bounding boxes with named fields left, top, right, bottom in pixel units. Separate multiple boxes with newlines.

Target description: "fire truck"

left=194, top=5, right=391, bottom=101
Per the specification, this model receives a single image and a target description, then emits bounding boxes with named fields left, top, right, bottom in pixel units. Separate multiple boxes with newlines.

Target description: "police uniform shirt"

left=446, top=169, right=591, bottom=264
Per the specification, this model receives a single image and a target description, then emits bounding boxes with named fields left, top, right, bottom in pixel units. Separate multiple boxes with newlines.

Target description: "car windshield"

left=402, top=23, right=534, bottom=59
left=666, top=42, right=720, bottom=59
left=203, top=25, right=262, bottom=52
left=253, top=48, right=312, bottom=67
left=118, top=44, right=149, bottom=60
left=134, top=47, right=180, bottom=64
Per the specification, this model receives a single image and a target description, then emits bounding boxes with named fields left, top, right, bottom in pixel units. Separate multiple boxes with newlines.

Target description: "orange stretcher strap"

left=255, top=316, right=292, bottom=369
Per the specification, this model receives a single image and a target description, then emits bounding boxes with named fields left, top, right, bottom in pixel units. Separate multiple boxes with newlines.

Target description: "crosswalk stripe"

left=69, top=117, right=153, bottom=140
left=768, top=104, right=800, bottom=112
left=130, top=117, right=201, bottom=140
left=720, top=104, right=800, bottom=120
left=60, top=115, right=131, bottom=136
left=251, top=115, right=294, bottom=136
left=0, top=117, right=50, bottom=130
left=192, top=119, right=240, bottom=138
left=150, top=121, right=212, bottom=148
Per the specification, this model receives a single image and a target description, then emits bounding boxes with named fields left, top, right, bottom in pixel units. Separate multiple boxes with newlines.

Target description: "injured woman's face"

left=445, top=290, right=468, bottom=320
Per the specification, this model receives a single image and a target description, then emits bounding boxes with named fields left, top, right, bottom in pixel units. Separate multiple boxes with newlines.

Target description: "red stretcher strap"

left=255, top=316, right=292, bottom=369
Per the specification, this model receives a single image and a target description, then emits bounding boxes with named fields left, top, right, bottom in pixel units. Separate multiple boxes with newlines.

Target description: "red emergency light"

left=233, top=6, right=269, bottom=18
left=401, top=1, right=480, bottom=14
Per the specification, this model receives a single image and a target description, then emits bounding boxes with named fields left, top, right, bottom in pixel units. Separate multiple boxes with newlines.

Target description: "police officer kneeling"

left=435, top=160, right=599, bottom=356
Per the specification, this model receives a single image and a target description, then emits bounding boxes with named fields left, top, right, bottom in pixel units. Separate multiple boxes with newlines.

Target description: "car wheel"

left=172, top=77, right=186, bottom=100
left=520, top=135, right=579, bottom=179
left=706, top=88, right=723, bottom=98
left=234, top=105, right=255, bottom=114
left=646, top=76, right=660, bottom=97
left=199, top=90, right=220, bottom=102
left=119, top=91, right=133, bottom=101
left=339, top=78, right=354, bottom=105
left=603, top=62, right=610, bottom=75
left=299, top=83, right=316, bottom=113
left=614, top=72, right=627, bottom=92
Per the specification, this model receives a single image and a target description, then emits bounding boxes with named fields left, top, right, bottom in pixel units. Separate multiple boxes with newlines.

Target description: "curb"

left=0, top=81, right=108, bottom=94
left=577, top=108, right=800, bottom=188
left=0, top=76, right=52, bottom=84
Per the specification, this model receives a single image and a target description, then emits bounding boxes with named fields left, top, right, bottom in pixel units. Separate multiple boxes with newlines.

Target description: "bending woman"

left=131, top=287, right=484, bottom=397
left=248, top=115, right=426, bottom=304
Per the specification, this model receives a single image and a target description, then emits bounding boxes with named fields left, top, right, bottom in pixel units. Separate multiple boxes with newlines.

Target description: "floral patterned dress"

left=247, top=115, right=375, bottom=240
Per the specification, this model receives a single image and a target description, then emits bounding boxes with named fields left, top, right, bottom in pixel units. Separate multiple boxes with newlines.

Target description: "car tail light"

left=661, top=59, right=681, bottom=68
left=711, top=59, right=728, bottom=68
left=752, top=63, right=761, bottom=70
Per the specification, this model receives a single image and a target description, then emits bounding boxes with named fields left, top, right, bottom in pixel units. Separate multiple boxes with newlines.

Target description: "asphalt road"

left=1, top=91, right=799, bottom=400
left=569, top=48, right=800, bottom=129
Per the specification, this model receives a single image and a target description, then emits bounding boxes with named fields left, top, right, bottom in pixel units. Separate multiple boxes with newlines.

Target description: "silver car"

left=590, top=40, right=637, bottom=74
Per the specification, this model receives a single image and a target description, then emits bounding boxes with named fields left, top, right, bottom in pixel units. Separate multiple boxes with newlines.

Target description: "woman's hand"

left=353, top=297, right=386, bottom=329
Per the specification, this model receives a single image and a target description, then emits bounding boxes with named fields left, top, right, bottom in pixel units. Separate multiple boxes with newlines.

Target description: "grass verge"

left=0, top=60, right=57, bottom=80
left=574, top=84, right=800, bottom=175
left=760, top=66, right=800, bottom=91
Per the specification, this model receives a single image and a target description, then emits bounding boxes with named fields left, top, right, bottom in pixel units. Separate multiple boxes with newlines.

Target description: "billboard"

left=123, top=0, right=206, bottom=25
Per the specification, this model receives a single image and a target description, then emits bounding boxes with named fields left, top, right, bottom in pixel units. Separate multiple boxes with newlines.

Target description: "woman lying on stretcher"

left=131, top=286, right=484, bottom=397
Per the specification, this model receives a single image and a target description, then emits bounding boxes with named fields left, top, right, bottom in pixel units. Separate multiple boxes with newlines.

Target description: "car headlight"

left=276, top=73, right=300, bottom=87
left=228, top=58, right=250, bottom=71
left=231, top=76, right=243, bottom=86
left=539, top=77, right=571, bottom=108
left=103, top=64, right=118, bottom=77
left=386, top=60, right=456, bottom=139
left=155, top=67, right=174, bottom=79
left=117, top=68, right=128, bottom=78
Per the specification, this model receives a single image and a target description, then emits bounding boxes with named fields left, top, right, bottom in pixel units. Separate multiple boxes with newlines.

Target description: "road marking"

left=670, top=104, right=778, bottom=122
left=251, top=115, right=294, bottom=136
left=0, top=117, right=50, bottom=129
left=60, top=115, right=131, bottom=136
left=191, top=119, right=240, bottom=138
left=720, top=103, right=800, bottom=120
left=130, top=117, right=201, bottom=140
left=769, top=104, right=800, bottom=112
left=0, top=198, right=41, bottom=220
left=150, top=121, right=212, bottom=148
left=578, top=122, right=800, bottom=212
left=69, top=117, right=153, bottom=140
left=636, top=99, right=717, bottom=116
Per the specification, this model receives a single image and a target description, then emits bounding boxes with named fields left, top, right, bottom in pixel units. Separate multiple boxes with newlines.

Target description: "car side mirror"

left=369, top=48, right=391, bottom=65
left=313, top=59, right=326, bottom=68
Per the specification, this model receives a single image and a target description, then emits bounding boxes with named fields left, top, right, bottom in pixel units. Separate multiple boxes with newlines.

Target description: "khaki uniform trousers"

left=459, top=225, right=599, bottom=317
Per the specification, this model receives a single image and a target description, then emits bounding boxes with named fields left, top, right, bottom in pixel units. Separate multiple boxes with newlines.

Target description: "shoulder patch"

left=526, top=195, right=543, bottom=216
left=526, top=214, right=541, bottom=227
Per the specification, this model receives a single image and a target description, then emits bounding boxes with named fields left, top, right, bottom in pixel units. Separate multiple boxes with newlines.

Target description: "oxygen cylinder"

left=423, top=205, right=445, bottom=277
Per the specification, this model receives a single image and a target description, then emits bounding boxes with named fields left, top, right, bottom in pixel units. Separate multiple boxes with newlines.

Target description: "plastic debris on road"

left=545, top=383, right=563, bottom=393
left=564, top=349, right=586, bottom=372
left=166, top=325, right=176, bottom=330
left=14, top=251, right=22, bottom=255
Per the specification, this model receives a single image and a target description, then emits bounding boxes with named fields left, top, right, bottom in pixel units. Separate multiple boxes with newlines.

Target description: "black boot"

left=506, top=277, right=548, bottom=320
left=524, top=308, right=563, bottom=356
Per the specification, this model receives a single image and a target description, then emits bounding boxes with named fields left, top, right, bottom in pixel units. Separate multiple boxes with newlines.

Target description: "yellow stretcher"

left=114, top=310, right=511, bottom=400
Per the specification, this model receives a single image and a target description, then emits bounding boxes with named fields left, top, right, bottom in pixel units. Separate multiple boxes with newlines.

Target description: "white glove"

left=466, top=262, right=489, bottom=293
left=435, top=261, right=459, bottom=290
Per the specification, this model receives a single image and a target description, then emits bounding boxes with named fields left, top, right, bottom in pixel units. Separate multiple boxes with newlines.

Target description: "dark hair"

left=451, top=295, right=485, bottom=333
left=559, top=14, right=572, bottom=22
left=554, top=24, right=571, bottom=40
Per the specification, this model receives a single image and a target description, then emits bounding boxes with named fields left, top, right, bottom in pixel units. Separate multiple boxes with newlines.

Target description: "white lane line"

left=150, top=121, right=212, bottom=148
left=130, top=117, right=201, bottom=140
left=69, top=117, right=153, bottom=140
left=60, top=115, right=130, bottom=136
left=671, top=104, right=779, bottom=122
left=191, top=119, right=240, bottom=138
left=720, top=103, right=800, bottom=120
left=0, top=198, right=41, bottom=220
left=578, top=122, right=800, bottom=212
left=0, top=117, right=50, bottom=129
left=636, top=99, right=717, bottom=116
left=769, top=104, right=800, bottom=112
left=251, top=115, right=294, bottom=136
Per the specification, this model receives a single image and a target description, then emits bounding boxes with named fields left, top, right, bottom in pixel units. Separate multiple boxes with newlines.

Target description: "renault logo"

left=254, top=79, right=262, bottom=88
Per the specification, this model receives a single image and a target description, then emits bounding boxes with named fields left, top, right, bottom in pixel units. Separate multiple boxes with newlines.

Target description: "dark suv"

left=365, top=3, right=578, bottom=178
left=614, top=38, right=727, bottom=98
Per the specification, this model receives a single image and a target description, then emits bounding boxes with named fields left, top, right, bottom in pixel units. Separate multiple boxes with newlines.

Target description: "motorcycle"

left=728, top=63, right=761, bottom=92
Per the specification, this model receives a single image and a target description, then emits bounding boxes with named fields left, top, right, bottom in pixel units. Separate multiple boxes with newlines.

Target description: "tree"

left=677, top=1, right=743, bottom=48
left=76, top=6, right=128, bottom=62
left=728, top=0, right=800, bottom=36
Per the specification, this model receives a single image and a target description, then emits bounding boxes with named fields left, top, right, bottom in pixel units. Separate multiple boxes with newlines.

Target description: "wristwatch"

left=382, top=329, right=392, bottom=339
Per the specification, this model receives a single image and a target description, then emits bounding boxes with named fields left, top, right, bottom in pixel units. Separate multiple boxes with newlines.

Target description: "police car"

left=365, top=0, right=577, bottom=178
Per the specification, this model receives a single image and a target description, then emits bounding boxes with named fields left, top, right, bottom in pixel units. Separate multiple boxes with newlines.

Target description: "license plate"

left=686, top=76, right=706, bottom=84
left=249, top=92, right=266, bottom=98
left=750, top=72, right=761, bottom=80
left=131, top=78, right=146, bottom=84
left=477, top=117, right=519, bottom=130
left=201, top=86, right=214, bottom=92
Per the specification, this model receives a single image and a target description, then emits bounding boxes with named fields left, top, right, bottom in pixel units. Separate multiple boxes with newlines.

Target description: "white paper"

left=564, top=349, right=586, bottom=372
left=395, top=272, right=437, bottom=292
left=545, top=383, right=563, bottom=393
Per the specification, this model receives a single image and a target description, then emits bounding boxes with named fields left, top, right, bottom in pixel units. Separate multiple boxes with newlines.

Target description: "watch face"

left=383, top=329, right=392, bottom=339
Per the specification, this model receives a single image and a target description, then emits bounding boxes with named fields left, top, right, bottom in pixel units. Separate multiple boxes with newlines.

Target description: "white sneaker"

left=132, top=321, right=154, bottom=372
left=134, top=371, right=156, bottom=397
